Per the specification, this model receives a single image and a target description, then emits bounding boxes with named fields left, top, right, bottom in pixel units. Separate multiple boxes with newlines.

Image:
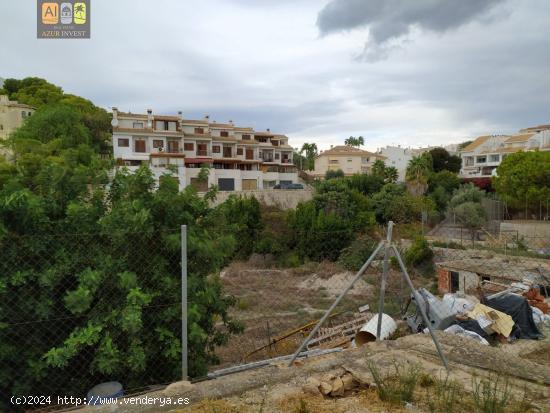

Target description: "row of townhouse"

left=111, top=108, right=298, bottom=191
left=460, top=124, right=550, bottom=179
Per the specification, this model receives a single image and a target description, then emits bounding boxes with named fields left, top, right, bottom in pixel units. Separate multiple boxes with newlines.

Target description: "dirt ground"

left=214, top=260, right=379, bottom=367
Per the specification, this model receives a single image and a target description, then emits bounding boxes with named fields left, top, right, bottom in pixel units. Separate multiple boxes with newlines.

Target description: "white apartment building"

left=376, top=144, right=459, bottom=182
left=460, top=125, right=550, bottom=179
left=111, top=108, right=298, bottom=191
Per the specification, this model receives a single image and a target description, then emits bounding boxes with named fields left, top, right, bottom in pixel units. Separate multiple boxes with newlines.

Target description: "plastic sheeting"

left=444, top=324, right=490, bottom=346
left=484, top=293, right=543, bottom=340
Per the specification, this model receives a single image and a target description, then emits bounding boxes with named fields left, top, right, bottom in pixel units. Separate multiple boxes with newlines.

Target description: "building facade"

left=0, top=95, right=36, bottom=140
left=460, top=125, right=550, bottom=180
left=377, top=144, right=460, bottom=182
left=111, top=108, right=298, bottom=191
left=312, top=145, right=386, bottom=178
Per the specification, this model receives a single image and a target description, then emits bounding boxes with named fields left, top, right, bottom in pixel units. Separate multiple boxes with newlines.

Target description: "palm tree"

left=344, top=136, right=364, bottom=147
left=371, top=159, right=386, bottom=177
left=406, top=154, right=431, bottom=195
left=300, top=142, right=318, bottom=171
left=384, top=166, right=399, bottom=183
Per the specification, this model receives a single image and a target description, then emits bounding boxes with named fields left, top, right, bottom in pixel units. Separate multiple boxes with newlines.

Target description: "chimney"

left=111, top=107, right=119, bottom=127
left=267, top=128, right=270, bottom=132
left=147, top=109, right=153, bottom=128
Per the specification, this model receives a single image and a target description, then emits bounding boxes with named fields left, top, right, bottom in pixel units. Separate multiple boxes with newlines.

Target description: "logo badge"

left=41, top=2, right=59, bottom=24
left=60, top=3, right=73, bottom=25
left=74, top=2, right=86, bottom=24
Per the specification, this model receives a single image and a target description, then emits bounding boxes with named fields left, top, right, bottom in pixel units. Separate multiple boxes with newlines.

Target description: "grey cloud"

left=318, top=0, right=505, bottom=59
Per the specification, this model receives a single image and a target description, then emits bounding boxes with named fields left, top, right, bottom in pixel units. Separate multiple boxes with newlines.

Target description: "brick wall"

left=437, top=267, right=450, bottom=294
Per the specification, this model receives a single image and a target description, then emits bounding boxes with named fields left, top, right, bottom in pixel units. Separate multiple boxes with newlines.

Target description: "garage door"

left=242, top=179, right=257, bottom=190
left=218, top=178, right=235, bottom=191
left=190, top=178, right=208, bottom=192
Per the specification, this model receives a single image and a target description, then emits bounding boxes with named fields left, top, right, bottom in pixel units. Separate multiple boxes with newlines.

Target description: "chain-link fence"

left=0, top=228, right=185, bottom=411
left=208, top=226, right=443, bottom=373
left=3, top=221, right=549, bottom=409
left=210, top=222, right=550, bottom=375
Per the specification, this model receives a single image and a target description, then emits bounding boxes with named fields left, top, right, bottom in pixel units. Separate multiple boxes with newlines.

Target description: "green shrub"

left=405, top=236, right=434, bottom=272
left=472, top=375, right=511, bottom=413
left=426, top=375, right=463, bottom=413
left=367, top=360, right=422, bottom=405
left=325, top=169, right=345, bottom=179
left=337, top=234, right=377, bottom=271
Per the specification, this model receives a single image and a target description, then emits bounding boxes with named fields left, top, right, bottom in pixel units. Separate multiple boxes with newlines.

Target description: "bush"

left=338, top=234, right=377, bottom=271
left=405, top=236, right=434, bottom=272
left=325, top=169, right=344, bottom=180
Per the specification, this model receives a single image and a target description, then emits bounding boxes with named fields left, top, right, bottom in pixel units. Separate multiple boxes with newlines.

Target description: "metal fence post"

left=181, top=225, right=188, bottom=380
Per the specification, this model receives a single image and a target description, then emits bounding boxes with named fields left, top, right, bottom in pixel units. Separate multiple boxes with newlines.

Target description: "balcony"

left=196, top=149, right=209, bottom=157
left=281, top=158, right=292, bottom=164
left=223, top=148, right=233, bottom=158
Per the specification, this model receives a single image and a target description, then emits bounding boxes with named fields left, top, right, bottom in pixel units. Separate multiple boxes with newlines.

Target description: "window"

left=329, top=160, right=339, bottom=164
left=220, top=131, right=229, bottom=137
left=134, top=139, right=146, bottom=153
left=153, top=139, right=164, bottom=148
left=133, top=122, right=144, bottom=129
left=124, top=160, right=142, bottom=166
left=242, top=134, right=251, bottom=140
left=118, top=138, right=129, bottom=147
left=489, top=154, right=499, bottom=162
left=194, top=127, right=204, bottom=134
left=167, top=140, right=180, bottom=153
left=237, top=148, right=243, bottom=155
left=184, top=142, right=194, bottom=151
left=0, top=124, right=3, bottom=130
left=476, top=156, right=487, bottom=163
left=347, top=158, right=352, bottom=162
left=275, top=153, right=280, bottom=159
left=213, top=145, right=220, bottom=153
left=223, top=146, right=232, bottom=157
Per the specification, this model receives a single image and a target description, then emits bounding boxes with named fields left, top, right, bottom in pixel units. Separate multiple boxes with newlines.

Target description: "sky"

left=1, top=0, right=549, bottom=152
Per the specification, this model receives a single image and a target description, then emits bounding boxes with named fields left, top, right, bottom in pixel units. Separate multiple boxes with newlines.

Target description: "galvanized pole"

left=390, top=244, right=450, bottom=370
left=287, top=241, right=385, bottom=367
left=376, top=221, right=393, bottom=340
left=181, top=225, right=188, bottom=380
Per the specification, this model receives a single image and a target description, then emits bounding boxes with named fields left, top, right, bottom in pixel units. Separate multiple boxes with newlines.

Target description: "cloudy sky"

left=1, top=0, right=549, bottom=151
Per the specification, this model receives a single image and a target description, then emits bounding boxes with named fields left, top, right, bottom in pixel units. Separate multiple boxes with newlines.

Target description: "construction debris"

left=301, top=372, right=361, bottom=398
left=467, top=303, right=515, bottom=337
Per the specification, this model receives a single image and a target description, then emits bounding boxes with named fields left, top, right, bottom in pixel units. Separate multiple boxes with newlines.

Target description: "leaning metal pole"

left=391, top=244, right=450, bottom=371
left=287, top=241, right=385, bottom=367
left=376, top=221, right=393, bottom=340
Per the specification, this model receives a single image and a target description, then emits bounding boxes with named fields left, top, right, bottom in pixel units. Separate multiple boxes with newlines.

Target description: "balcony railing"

left=196, top=150, right=209, bottom=156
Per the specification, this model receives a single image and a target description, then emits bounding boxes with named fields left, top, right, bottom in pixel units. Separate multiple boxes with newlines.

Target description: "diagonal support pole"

left=390, top=244, right=450, bottom=371
left=376, top=221, right=393, bottom=340
left=287, top=240, right=385, bottom=367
